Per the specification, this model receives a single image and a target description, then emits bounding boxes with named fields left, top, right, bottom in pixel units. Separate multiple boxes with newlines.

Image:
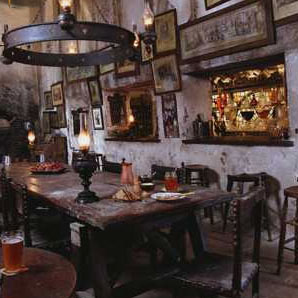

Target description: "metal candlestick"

left=73, top=152, right=98, bottom=204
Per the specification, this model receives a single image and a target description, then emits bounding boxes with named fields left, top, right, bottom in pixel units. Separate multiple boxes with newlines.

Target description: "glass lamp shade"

left=28, top=131, right=35, bottom=145
left=143, top=2, right=154, bottom=31
left=78, top=129, right=90, bottom=153
left=128, top=114, right=135, bottom=123
left=58, top=0, right=73, bottom=11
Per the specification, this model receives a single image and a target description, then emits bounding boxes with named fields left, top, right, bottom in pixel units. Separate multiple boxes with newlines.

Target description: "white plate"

left=151, top=192, right=184, bottom=201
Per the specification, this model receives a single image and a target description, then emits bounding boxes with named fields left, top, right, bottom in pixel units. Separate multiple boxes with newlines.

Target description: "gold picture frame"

left=51, top=82, right=64, bottom=106
left=152, top=54, right=182, bottom=95
left=87, top=77, right=103, bottom=106
left=205, top=0, right=231, bottom=10
left=154, top=9, right=178, bottom=56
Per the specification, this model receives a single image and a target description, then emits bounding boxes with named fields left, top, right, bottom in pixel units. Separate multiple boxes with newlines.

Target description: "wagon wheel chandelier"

left=1, top=0, right=156, bottom=67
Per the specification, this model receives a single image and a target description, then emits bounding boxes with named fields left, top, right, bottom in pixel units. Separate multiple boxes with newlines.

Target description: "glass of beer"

left=1, top=230, right=24, bottom=273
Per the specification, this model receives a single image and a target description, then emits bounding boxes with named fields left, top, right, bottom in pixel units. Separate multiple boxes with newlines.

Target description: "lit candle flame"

left=28, top=131, right=35, bottom=145
left=78, top=129, right=90, bottom=153
left=143, top=2, right=154, bottom=31
left=58, top=0, right=73, bottom=11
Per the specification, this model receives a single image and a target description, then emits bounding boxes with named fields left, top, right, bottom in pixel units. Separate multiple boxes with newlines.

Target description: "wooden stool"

left=277, top=186, right=298, bottom=274
left=0, top=247, right=76, bottom=298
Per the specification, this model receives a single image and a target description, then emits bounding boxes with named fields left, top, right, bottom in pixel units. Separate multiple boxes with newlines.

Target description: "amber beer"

left=2, top=232, right=23, bottom=273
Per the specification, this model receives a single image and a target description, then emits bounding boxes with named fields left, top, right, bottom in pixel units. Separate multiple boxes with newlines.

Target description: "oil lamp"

left=141, top=1, right=156, bottom=45
left=73, top=128, right=98, bottom=204
left=28, top=130, right=35, bottom=147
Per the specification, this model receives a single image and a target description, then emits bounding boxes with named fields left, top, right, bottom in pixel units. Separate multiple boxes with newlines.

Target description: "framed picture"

left=50, top=112, right=59, bottom=129
left=51, top=82, right=64, bottom=106
left=43, top=112, right=51, bottom=134
left=66, top=65, right=97, bottom=83
left=273, top=0, right=298, bottom=25
left=141, top=40, right=154, bottom=63
left=204, top=0, right=231, bottom=10
left=115, top=59, right=139, bottom=78
left=87, top=77, right=103, bottom=106
left=152, top=54, right=182, bottom=95
left=179, top=0, right=275, bottom=64
left=57, top=105, right=67, bottom=128
left=162, top=93, right=180, bottom=138
left=92, top=107, right=104, bottom=130
left=99, top=63, right=115, bottom=75
left=154, top=9, right=178, bottom=56
left=44, top=91, right=53, bottom=110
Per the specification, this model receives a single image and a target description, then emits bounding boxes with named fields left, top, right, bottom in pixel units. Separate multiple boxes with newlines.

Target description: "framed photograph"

left=179, top=0, right=275, bottom=64
left=99, top=63, right=115, bottom=75
left=87, top=77, right=103, bottom=106
left=141, top=40, right=154, bottom=63
left=51, top=82, right=64, bottom=106
left=50, top=112, right=59, bottom=129
left=115, top=59, right=139, bottom=78
left=92, top=107, right=104, bottom=130
left=273, top=0, right=298, bottom=25
left=43, top=112, right=51, bottom=134
left=162, top=93, right=180, bottom=138
left=44, top=91, right=53, bottom=110
left=152, top=54, right=182, bottom=95
left=66, top=65, right=97, bottom=83
left=154, top=9, right=178, bottom=56
left=204, top=0, right=231, bottom=10
left=57, top=105, right=67, bottom=128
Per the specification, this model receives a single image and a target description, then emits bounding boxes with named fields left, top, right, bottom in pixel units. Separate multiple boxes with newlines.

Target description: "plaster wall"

left=37, top=0, right=298, bottom=230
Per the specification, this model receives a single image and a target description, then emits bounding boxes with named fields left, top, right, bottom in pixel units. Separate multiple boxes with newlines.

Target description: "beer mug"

left=1, top=230, right=24, bottom=273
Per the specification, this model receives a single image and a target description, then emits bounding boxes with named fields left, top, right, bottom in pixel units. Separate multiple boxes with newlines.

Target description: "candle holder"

left=73, top=151, right=98, bottom=204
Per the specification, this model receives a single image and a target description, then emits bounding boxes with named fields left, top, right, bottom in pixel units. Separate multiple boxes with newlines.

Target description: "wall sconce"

left=73, top=128, right=98, bottom=204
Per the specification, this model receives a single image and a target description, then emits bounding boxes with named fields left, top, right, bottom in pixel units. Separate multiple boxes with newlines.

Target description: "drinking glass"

left=165, top=172, right=179, bottom=192
left=1, top=230, right=24, bottom=273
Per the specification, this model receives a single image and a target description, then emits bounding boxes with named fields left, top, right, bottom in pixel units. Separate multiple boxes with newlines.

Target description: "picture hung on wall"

left=72, top=112, right=80, bottom=136
left=51, top=82, right=64, bottom=106
left=141, top=40, right=154, bottom=63
left=50, top=112, right=59, bottom=129
left=154, top=9, right=178, bottom=56
left=87, top=77, right=103, bottom=106
left=99, top=63, right=115, bottom=75
left=92, top=107, right=104, bottom=130
left=162, top=93, right=180, bottom=138
left=57, top=105, right=67, bottom=128
left=115, top=59, right=139, bottom=78
left=66, top=65, right=97, bottom=83
left=205, top=0, right=231, bottom=10
left=272, top=0, right=298, bottom=25
left=179, top=0, right=275, bottom=64
left=43, top=112, right=51, bottom=134
left=152, top=54, right=182, bottom=95
left=44, top=91, right=53, bottom=110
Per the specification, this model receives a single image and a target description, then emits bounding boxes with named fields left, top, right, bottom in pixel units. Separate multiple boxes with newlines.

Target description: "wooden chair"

left=165, top=187, right=265, bottom=298
left=1, top=168, right=70, bottom=252
left=102, top=156, right=124, bottom=174
left=224, top=173, right=272, bottom=241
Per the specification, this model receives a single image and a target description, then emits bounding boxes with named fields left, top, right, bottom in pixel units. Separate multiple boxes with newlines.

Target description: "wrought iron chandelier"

left=1, top=0, right=156, bottom=67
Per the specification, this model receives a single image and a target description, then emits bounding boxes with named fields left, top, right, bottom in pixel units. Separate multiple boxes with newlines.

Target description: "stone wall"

left=37, top=0, right=298, bottom=231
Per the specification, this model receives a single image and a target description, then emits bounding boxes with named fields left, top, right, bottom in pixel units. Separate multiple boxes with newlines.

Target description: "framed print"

left=141, top=40, right=154, bottom=63
left=273, top=0, right=298, bottom=25
left=154, top=9, right=178, bottom=56
left=66, top=65, right=97, bottom=83
left=92, top=107, right=104, bottom=130
left=51, top=82, right=64, bottom=106
left=50, top=112, right=59, bottom=129
left=152, top=54, right=182, bottom=95
left=44, top=91, right=53, bottom=110
left=87, top=77, right=103, bottom=106
left=115, top=59, right=139, bottom=78
left=205, top=0, right=231, bottom=10
left=99, top=63, right=115, bottom=75
left=43, top=112, right=51, bottom=134
left=179, top=0, right=274, bottom=64
left=57, top=105, right=67, bottom=128
left=162, top=93, right=180, bottom=138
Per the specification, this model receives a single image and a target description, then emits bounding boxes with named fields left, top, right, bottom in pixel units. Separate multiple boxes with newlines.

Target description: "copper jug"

left=121, top=160, right=134, bottom=185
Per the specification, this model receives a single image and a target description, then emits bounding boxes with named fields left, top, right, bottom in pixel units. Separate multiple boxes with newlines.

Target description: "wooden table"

left=0, top=247, right=76, bottom=298
left=6, top=162, right=235, bottom=298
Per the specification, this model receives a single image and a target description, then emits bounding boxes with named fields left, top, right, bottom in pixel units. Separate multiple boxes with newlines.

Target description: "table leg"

left=187, top=211, right=206, bottom=258
left=88, top=228, right=112, bottom=298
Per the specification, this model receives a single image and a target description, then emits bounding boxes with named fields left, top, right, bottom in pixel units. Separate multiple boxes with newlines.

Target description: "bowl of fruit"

left=30, top=162, right=66, bottom=174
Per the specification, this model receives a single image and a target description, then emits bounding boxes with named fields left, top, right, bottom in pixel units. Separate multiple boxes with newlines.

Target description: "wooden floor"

left=76, top=219, right=298, bottom=298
